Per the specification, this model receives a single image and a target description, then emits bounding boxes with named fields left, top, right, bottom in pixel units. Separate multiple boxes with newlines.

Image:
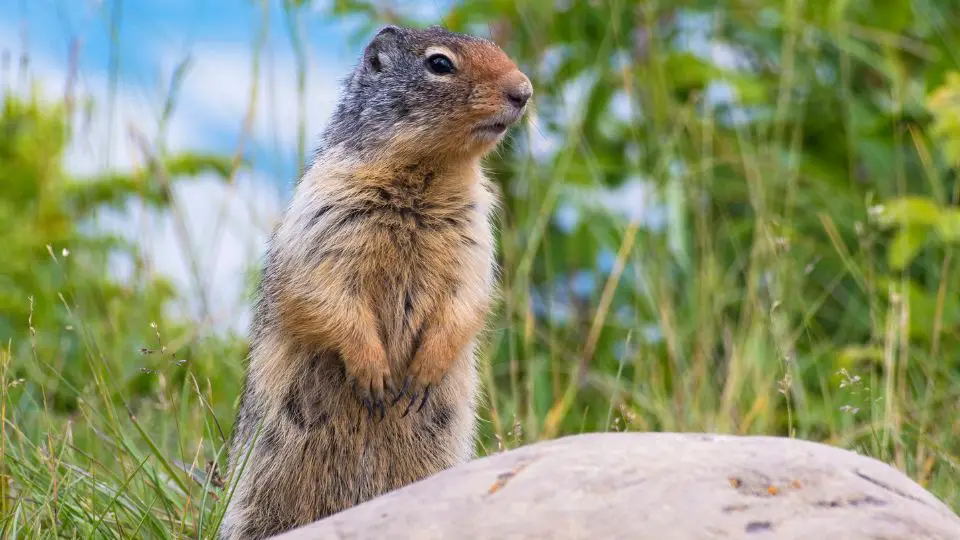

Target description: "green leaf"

left=934, top=209, right=960, bottom=242
left=64, top=174, right=169, bottom=216
left=873, top=196, right=942, bottom=229
left=163, top=152, right=236, bottom=179
left=888, top=226, right=928, bottom=270
left=662, top=52, right=718, bottom=91
left=836, top=346, right=885, bottom=367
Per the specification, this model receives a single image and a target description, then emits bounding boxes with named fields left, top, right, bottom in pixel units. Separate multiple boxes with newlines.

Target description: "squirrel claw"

left=400, top=392, right=419, bottom=418
left=363, top=398, right=375, bottom=420
left=370, top=388, right=387, bottom=421
left=364, top=394, right=388, bottom=423
left=417, top=385, right=431, bottom=412
left=396, top=377, right=433, bottom=417
left=391, top=376, right=411, bottom=406
left=347, top=370, right=391, bottom=422
left=385, top=380, right=398, bottom=406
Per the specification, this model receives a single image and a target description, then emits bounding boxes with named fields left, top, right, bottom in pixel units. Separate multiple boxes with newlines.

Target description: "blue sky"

left=7, top=0, right=357, bottom=86
left=2, top=0, right=373, bottom=184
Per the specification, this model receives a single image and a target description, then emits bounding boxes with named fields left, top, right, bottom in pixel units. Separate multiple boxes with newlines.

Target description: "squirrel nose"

left=503, top=73, right=533, bottom=109
left=506, top=85, right=531, bottom=108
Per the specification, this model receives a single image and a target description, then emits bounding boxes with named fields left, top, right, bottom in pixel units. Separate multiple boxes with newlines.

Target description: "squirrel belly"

left=221, top=24, right=531, bottom=540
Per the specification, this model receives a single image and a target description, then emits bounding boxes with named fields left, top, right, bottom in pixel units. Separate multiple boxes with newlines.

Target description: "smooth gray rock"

left=271, top=432, right=960, bottom=540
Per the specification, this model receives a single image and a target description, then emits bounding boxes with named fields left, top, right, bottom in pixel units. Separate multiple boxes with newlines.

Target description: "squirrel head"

left=321, top=25, right=533, bottom=165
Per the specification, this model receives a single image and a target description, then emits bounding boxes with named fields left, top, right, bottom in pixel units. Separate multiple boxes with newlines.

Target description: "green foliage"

left=874, top=196, right=960, bottom=269
left=0, top=93, right=240, bottom=411
left=1, top=92, right=245, bottom=537
left=1, top=94, right=169, bottom=412
left=929, top=71, right=960, bottom=167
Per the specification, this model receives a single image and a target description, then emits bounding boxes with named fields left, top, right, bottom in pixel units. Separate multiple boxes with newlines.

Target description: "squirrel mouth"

left=473, top=111, right=522, bottom=139
left=476, top=122, right=509, bottom=134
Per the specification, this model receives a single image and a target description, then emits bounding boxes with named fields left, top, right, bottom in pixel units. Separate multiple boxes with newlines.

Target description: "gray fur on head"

left=316, top=25, right=501, bottom=159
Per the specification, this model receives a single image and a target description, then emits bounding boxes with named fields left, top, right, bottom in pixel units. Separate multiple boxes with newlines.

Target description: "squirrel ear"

left=375, top=25, right=401, bottom=37
left=364, top=26, right=401, bottom=73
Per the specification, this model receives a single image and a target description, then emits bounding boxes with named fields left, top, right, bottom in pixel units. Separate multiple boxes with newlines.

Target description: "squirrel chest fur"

left=221, top=25, right=532, bottom=540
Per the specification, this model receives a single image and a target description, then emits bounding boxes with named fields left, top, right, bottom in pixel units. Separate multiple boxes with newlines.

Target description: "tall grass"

left=2, top=1, right=959, bottom=538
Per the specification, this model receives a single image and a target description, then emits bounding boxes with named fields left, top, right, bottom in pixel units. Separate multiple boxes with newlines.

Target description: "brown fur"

left=220, top=25, right=531, bottom=540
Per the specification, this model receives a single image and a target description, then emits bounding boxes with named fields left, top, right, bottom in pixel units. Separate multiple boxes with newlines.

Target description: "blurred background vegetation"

left=2, top=0, right=960, bottom=537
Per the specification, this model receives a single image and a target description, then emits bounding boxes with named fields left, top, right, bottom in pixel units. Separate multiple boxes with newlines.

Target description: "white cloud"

left=0, top=23, right=207, bottom=175
left=102, top=170, right=282, bottom=333
left=559, top=177, right=664, bottom=231
left=159, top=41, right=350, bottom=157
left=65, top=76, right=208, bottom=175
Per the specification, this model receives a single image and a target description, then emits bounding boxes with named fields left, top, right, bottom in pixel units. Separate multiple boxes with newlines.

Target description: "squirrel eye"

left=426, top=54, right=456, bottom=75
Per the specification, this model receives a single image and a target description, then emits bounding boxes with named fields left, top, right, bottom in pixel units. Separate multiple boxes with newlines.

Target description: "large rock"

left=272, top=432, right=960, bottom=539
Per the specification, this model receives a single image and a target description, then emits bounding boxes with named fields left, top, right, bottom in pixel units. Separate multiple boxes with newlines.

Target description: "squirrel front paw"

left=391, top=351, right=448, bottom=417
left=345, top=355, right=395, bottom=422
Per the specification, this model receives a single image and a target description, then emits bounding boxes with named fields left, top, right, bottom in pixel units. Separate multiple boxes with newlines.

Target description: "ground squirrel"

left=220, top=25, right=532, bottom=539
